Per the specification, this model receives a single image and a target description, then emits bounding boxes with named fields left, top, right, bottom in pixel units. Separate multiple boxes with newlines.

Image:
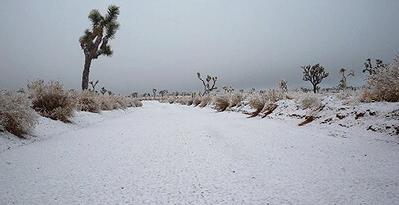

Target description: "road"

left=1, top=102, right=398, bottom=204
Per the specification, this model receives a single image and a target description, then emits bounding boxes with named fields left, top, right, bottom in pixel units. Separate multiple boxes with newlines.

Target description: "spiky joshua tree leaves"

left=301, top=64, right=329, bottom=93
left=79, top=5, right=120, bottom=90
left=197, top=72, right=218, bottom=96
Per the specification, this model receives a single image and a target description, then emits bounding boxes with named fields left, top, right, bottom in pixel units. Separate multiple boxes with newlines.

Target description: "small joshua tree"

left=79, top=5, right=120, bottom=90
left=363, top=58, right=387, bottom=75
left=152, top=89, right=157, bottom=98
left=159, top=90, right=168, bottom=98
left=100, top=87, right=108, bottom=95
left=130, top=92, right=138, bottom=98
left=197, top=72, right=217, bottom=96
left=338, top=68, right=354, bottom=89
left=301, top=64, right=329, bottom=93
left=278, top=80, right=288, bottom=92
left=89, top=80, right=99, bottom=92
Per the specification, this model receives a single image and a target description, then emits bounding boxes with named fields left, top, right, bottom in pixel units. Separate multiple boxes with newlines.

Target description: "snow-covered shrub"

left=361, top=57, right=399, bottom=102
left=265, top=89, right=285, bottom=102
left=193, top=96, right=201, bottom=106
left=214, top=95, right=230, bottom=112
left=248, top=95, right=266, bottom=111
left=299, top=94, right=321, bottom=109
left=28, top=80, right=75, bottom=122
left=0, top=91, right=38, bottom=137
left=76, top=90, right=101, bottom=113
left=229, top=93, right=243, bottom=107
left=132, top=99, right=143, bottom=107
left=199, top=96, right=212, bottom=107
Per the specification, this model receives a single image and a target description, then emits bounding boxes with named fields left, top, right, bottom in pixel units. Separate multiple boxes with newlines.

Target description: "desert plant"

left=361, top=57, right=399, bottom=102
left=197, top=72, right=218, bottom=96
left=265, top=89, right=285, bottom=102
left=338, top=68, right=354, bottom=89
left=299, top=94, right=322, bottom=110
left=152, top=89, right=157, bottom=99
left=363, top=58, right=387, bottom=75
left=79, top=5, right=120, bottom=90
left=302, top=64, right=329, bottom=93
left=278, top=80, right=288, bottom=92
left=159, top=90, right=168, bottom=98
left=28, top=80, right=75, bottom=122
left=214, top=96, right=230, bottom=112
left=229, top=93, right=243, bottom=107
left=193, top=96, right=201, bottom=106
left=247, top=95, right=266, bottom=118
left=0, top=92, right=38, bottom=138
left=89, top=80, right=99, bottom=92
left=77, top=90, right=101, bottom=113
left=199, top=96, right=212, bottom=107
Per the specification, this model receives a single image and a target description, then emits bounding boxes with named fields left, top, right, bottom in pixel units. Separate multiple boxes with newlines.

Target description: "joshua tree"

left=130, top=92, right=138, bottom=98
left=338, top=68, right=354, bottom=89
left=301, top=64, right=329, bottom=93
left=79, top=5, right=120, bottom=90
left=152, top=89, right=157, bottom=98
left=363, top=58, right=387, bottom=75
left=100, top=87, right=108, bottom=95
left=89, top=80, right=99, bottom=92
left=278, top=80, right=288, bottom=92
left=197, top=72, right=218, bottom=96
left=159, top=90, right=168, bottom=97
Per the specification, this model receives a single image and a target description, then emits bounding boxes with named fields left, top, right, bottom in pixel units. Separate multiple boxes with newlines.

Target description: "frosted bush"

left=248, top=95, right=266, bottom=111
left=299, top=94, right=321, bottom=109
left=214, top=95, right=230, bottom=112
left=77, top=90, right=101, bottom=113
left=28, top=80, right=75, bottom=122
left=265, top=89, right=285, bottom=102
left=0, top=91, right=38, bottom=137
left=229, top=93, right=243, bottom=107
left=193, top=96, right=201, bottom=106
left=361, top=57, right=399, bottom=102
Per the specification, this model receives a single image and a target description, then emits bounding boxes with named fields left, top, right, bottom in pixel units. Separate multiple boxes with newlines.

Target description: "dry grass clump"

left=199, top=96, right=212, bottom=108
left=193, top=96, right=201, bottom=106
left=28, top=80, right=75, bottom=122
left=0, top=91, right=38, bottom=138
left=76, top=90, right=101, bottom=113
left=214, top=95, right=230, bottom=112
left=361, top=58, right=399, bottom=102
left=229, top=93, right=243, bottom=107
left=247, top=95, right=266, bottom=117
left=299, top=94, right=322, bottom=110
left=264, top=89, right=285, bottom=102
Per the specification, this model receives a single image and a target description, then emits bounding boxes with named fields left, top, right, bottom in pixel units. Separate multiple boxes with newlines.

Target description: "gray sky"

left=1, top=0, right=398, bottom=94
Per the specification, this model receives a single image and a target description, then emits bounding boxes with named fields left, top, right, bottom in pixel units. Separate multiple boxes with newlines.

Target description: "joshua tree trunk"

left=312, top=84, right=317, bottom=93
left=82, top=57, right=92, bottom=90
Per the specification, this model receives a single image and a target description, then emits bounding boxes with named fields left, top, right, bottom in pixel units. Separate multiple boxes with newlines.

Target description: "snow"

left=1, top=101, right=399, bottom=204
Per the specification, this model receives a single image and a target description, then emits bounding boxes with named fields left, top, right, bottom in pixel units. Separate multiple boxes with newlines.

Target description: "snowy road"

left=1, top=101, right=399, bottom=204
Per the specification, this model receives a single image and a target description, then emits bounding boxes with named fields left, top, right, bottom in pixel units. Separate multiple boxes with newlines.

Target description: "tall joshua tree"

left=79, top=5, right=120, bottom=90
left=301, top=64, right=329, bottom=93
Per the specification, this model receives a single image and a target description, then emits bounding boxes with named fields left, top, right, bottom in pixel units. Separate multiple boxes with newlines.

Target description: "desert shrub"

left=248, top=95, right=266, bottom=111
left=300, top=94, right=321, bottom=109
left=265, top=89, right=285, bottom=102
left=28, top=80, right=75, bottom=122
left=361, top=57, right=399, bottom=102
left=199, top=96, right=212, bottom=107
left=193, top=96, right=201, bottom=106
left=229, top=93, right=243, bottom=107
left=77, top=90, right=101, bottom=113
left=214, top=95, right=230, bottom=112
left=0, top=91, right=38, bottom=137
left=133, top=99, right=143, bottom=107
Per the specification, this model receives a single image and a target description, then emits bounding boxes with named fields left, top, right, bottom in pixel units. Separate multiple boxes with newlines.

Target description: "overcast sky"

left=1, top=0, right=398, bottom=94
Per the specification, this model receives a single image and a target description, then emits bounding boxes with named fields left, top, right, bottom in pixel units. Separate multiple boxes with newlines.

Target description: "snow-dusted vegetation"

left=1, top=1, right=399, bottom=204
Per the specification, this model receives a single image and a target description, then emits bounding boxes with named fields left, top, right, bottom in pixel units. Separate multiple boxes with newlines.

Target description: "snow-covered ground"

left=1, top=101, right=398, bottom=204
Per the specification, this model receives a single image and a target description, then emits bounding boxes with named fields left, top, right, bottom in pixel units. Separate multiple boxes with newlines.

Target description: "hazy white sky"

left=1, top=0, right=398, bottom=94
